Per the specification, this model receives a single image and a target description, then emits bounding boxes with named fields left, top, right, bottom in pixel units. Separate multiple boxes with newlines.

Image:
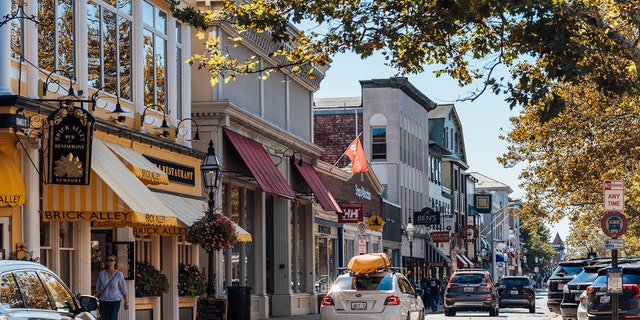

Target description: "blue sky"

left=314, top=51, right=570, bottom=241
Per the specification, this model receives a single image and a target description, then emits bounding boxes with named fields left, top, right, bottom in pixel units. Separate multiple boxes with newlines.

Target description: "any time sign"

left=603, top=180, right=624, bottom=211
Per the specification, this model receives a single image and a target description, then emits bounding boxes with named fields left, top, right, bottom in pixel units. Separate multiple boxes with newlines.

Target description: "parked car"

left=443, top=269, right=499, bottom=317
left=0, top=260, right=98, bottom=319
left=497, top=276, right=535, bottom=313
left=320, top=255, right=423, bottom=320
left=560, top=265, right=602, bottom=320
left=584, top=263, right=640, bottom=320
left=548, top=260, right=590, bottom=314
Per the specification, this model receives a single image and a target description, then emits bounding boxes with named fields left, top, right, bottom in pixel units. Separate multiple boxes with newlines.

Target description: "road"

left=276, top=289, right=561, bottom=320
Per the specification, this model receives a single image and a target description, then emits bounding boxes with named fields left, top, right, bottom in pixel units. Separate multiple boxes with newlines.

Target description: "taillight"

left=321, top=296, right=334, bottom=306
left=384, top=295, right=401, bottom=305
left=623, top=284, right=640, bottom=298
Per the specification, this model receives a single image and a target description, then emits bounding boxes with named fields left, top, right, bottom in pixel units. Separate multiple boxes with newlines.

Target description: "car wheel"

left=444, top=308, right=455, bottom=316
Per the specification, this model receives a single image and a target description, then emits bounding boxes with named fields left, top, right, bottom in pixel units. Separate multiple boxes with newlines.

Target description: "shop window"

left=142, top=0, right=167, bottom=107
left=38, top=0, right=75, bottom=75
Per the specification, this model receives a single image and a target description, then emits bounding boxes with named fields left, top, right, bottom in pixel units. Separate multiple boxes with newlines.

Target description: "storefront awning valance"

left=42, top=139, right=178, bottom=227
left=133, top=192, right=253, bottom=242
left=104, top=140, right=169, bottom=185
left=224, top=129, right=296, bottom=199
left=456, top=253, right=474, bottom=268
left=293, top=161, right=340, bottom=212
left=0, top=150, right=25, bottom=207
left=427, top=242, right=452, bottom=267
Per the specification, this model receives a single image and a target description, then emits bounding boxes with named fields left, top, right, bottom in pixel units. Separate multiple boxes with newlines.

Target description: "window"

left=1, top=273, right=24, bottom=309
left=10, top=0, right=23, bottom=59
left=371, top=127, right=387, bottom=160
left=38, top=0, right=75, bottom=74
left=142, top=1, right=167, bottom=108
left=87, top=0, right=133, bottom=100
left=14, top=271, right=52, bottom=309
left=40, top=271, right=75, bottom=312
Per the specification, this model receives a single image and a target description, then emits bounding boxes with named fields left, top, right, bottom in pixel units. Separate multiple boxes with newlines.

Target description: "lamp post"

left=406, top=218, right=415, bottom=285
left=201, top=139, right=222, bottom=297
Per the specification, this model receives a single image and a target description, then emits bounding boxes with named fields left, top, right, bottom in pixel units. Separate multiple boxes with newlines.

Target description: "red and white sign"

left=601, top=211, right=627, bottom=238
left=339, top=206, right=364, bottom=223
left=431, top=231, right=450, bottom=243
left=603, top=180, right=624, bottom=211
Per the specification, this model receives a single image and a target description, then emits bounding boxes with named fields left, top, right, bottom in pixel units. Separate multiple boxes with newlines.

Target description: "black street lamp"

left=406, top=218, right=415, bottom=285
left=201, top=139, right=222, bottom=297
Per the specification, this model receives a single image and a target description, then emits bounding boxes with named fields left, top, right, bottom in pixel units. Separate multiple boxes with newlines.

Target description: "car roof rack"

left=338, top=266, right=404, bottom=276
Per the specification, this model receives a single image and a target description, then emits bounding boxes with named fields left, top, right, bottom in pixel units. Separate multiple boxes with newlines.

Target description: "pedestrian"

left=420, top=277, right=430, bottom=310
left=428, top=276, right=441, bottom=312
left=95, top=255, right=129, bottom=320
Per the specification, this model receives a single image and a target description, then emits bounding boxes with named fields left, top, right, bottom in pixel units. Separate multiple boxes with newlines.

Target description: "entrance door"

left=0, top=217, right=9, bottom=259
left=90, top=230, right=113, bottom=294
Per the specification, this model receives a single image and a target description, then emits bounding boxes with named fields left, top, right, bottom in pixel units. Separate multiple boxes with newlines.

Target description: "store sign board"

left=339, top=206, right=363, bottom=223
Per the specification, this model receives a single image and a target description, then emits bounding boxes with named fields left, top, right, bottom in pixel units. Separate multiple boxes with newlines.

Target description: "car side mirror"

left=415, top=288, right=424, bottom=296
left=78, top=295, right=99, bottom=312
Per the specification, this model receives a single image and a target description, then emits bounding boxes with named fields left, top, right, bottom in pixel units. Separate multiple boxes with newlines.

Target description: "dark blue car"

left=585, top=263, right=640, bottom=320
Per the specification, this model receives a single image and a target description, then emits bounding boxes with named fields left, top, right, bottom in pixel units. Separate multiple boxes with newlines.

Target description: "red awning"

left=224, top=129, right=296, bottom=199
left=293, top=161, right=341, bottom=212
left=456, top=253, right=474, bottom=268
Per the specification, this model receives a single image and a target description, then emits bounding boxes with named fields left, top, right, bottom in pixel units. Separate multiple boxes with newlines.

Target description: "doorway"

left=90, top=229, right=113, bottom=294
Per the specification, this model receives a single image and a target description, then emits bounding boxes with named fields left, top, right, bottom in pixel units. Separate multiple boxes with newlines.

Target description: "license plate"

left=600, top=295, right=610, bottom=304
left=464, top=287, right=474, bottom=292
left=351, top=302, right=367, bottom=310
left=511, top=290, right=519, bottom=295
left=575, top=293, right=581, bottom=301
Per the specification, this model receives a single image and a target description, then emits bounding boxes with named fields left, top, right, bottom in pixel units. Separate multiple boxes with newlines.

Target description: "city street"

left=277, top=289, right=561, bottom=320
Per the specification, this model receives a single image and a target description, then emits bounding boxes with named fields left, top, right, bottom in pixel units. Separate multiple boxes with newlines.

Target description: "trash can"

left=227, top=286, right=252, bottom=320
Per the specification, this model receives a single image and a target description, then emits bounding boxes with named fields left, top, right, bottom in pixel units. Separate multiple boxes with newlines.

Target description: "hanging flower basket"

left=186, top=211, right=238, bottom=252
left=178, top=263, right=207, bottom=296
left=135, top=261, right=169, bottom=297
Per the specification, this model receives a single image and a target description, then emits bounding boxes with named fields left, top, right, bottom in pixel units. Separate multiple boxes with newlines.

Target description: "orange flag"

left=345, top=137, right=368, bottom=174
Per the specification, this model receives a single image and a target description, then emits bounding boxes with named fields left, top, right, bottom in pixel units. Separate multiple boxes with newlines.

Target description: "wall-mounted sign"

left=414, top=207, right=440, bottom=225
left=144, top=155, right=195, bottom=186
left=355, top=184, right=372, bottom=200
left=367, top=215, right=384, bottom=231
left=339, top=206, right=363, bottom=223
left=47, top=106, right=95, bottom=185
left=461, top=225, right=478, bottom=242
left=474, top=194, right=492, bottom=213
left=431, top=231, right=450, bottom=243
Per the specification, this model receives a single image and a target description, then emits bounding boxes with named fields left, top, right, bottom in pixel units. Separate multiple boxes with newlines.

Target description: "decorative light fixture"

left=175, top=118, right=201, bottom=141
left=406, top=217, right=415, bottom=284
left=90, top=86, right=127, bottom=114
left=42, top=69, right=78, bottom=97
left=201, top=139, right=223, bottom=296
left=141, top=104, right=170, bottom=129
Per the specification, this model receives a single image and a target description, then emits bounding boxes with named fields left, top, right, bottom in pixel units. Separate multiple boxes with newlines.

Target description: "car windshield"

left=592, top=273, right=640, bottom=286
left=333, top=274, right=393, bottom=291
left=499, top=278, right=530, bottom=286
left=451, top=274, right=486, bottom=285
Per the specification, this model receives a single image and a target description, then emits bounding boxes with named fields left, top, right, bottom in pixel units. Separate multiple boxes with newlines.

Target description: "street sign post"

left=604, top=180, right=625, bottom=211
left=601, top=211, right=627, bottom=238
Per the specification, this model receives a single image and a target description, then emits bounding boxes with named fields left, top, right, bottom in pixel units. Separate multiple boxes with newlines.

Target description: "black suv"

left=443, top=269, right=499, bottom=317
left=585, top=263, right=640, bottom=319
left=497, top=276, right=535, bottom=313
left=548, top=260, right=589, bottom=314
left=560, top=265, right=602, bottom=320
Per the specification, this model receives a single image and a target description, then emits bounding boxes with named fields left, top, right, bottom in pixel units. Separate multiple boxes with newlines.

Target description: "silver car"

left=320, top=269, right=424, bottom=320
left=0, top=260, right=99, bottom=319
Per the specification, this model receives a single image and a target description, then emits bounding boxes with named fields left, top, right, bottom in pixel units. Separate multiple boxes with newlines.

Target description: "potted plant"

left=135, top=261, right=169, bottom=297
left=178, top=263, right=207, bottom=296
left=186, top=211, right=238, bottom=252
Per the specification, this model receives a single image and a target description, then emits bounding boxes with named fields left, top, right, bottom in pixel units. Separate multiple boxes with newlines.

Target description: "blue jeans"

left=99, top=300, right=121, bottom=320
left=430, top=294, right=439, bottom=310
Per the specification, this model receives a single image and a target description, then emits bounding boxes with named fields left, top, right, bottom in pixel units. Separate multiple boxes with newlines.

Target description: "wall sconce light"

left=141, top=104, right=170, bottom=129
left=90, top=86, right=127, bottom=114
left=42, top=69, right=81, bottom=98
left=175, top=118, right=201, bottom=141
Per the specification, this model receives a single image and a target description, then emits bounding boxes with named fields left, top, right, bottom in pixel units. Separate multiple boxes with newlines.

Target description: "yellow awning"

left=104, top=141, right=169, bottom=185
left=133, top=192, right=253, bottom=242
left=42, top=139, right=178, bottom=227
left=0, top=150, right=25, bottom=207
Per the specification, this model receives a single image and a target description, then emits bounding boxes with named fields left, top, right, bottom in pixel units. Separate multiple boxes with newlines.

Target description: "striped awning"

left=104, top=141, right=169, bottom=185
left=133, top=192, right=253, bottom=242
left=0, top=150, right=25, bottom=207
left=427, top=241, right=452, bottom=267
left=41, top=138, right=178, bottom=227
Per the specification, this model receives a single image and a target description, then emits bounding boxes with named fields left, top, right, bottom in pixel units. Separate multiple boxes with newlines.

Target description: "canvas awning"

left=224, top=129, right=296, bottom=199
left=104, top=140, right=169, bottom=185
left=0, top=150, right=25, bottom=207
left=42, top=138, right=178, bottom=227
left=427, top=241, right=452, bottom=267
left=456, top=253, right=474, bottom=268
left=292, top=161, right=340, bottom=212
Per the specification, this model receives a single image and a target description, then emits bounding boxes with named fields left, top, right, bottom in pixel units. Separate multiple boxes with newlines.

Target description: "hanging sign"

left=367, top=215, right=385, bottom=231
left=339, top=206, right=363, bottom=223
left=47, top=106, right=95, bottom=185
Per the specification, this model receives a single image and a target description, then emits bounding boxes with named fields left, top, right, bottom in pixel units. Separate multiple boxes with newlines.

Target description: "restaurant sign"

left=47, top=106, right=95, bottom=185
left=144, top=155, right=195, bottom=186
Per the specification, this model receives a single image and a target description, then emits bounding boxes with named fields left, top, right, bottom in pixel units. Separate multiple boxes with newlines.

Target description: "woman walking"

left=95, top=255, right=129, bottom=320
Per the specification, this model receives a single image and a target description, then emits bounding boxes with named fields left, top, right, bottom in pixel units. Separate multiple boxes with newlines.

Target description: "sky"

left=313, top=51, right=570, bottom=241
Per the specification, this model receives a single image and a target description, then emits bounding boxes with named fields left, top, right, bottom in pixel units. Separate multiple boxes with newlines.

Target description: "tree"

left=171, top=0, right=640, bottom=116
left=519, top=208, right=556, bottom=276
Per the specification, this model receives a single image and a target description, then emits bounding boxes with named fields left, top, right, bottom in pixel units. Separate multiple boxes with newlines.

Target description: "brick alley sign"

left=603, top=180, right=624, bottom=211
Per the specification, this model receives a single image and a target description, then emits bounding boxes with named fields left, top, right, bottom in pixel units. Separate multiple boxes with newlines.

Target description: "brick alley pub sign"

left=47, top=106, right=95, bottom=185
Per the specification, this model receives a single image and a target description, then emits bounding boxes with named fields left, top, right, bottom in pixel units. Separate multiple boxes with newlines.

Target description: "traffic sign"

left=604, top=180, right=625, bottom=211
left=605, top=239, right=625, bottom=250
left=601, top=211, right=627, bottom=238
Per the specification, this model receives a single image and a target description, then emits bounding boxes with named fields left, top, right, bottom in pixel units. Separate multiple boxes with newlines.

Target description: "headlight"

left=563, top=284, right=570, bottom=294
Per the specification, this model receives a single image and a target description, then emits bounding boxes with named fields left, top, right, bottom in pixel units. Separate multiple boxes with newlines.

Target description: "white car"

left=320, top=268, right=424, bottom=320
